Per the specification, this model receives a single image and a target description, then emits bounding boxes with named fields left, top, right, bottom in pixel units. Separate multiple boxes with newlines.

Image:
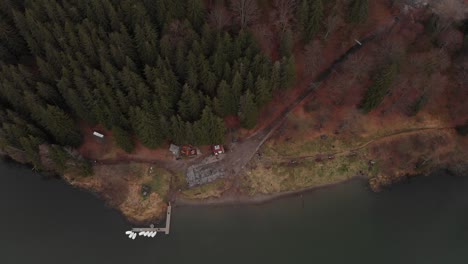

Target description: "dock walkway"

left=132, top=203, right=171, bottom=235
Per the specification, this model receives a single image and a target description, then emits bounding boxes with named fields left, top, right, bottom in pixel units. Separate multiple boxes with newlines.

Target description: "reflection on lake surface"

left=1, top=159, right=467, bottom=264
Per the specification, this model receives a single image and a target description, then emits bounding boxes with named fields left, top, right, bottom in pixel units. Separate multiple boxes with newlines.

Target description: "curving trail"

left=277, top=126, right=455, bottom=162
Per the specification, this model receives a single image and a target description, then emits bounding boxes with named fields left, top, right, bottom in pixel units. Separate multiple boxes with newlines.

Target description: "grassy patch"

left=172, top=172, right=188, bottom=190
left=243, top=151, right=371, bottom=195
left=143, top=166, right=171, bottom=200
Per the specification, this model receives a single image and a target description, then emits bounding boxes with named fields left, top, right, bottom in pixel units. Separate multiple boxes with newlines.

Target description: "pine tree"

left=19, top=135, right=43, bottom=169
left=217, top=80, right=237, bottom=116
left=112, top=126, right=135, bottom=153
left=245, top=71, right=254, bottom=91
left=298, top=0, right=310, bottom=36
left=231, top=71, right=243, bottom=102
left=305, top=0, right=324, bottom=42
left=186, top=0, right=205, bottom=29
left=280, top=29, right=294, bottom=57
left=360, top=62, right=398, bottom=113
left=130, top=107, right=164, bottom=149
left=280, top=56, right=296, bottom=89
left=178, top=84, right=203, bottom=121
left=269, top=61, right=281, bottom=92
left=184, top=122, right=195, bottom=144
left=200, top=23, right=214, bottom=55
left=240, top=90, right=258, bottom=129
left=255, top=76, right=271, bottom=107
left=40, top=105, right=82, bottom=147
left=48, top=145, right=69, bottom=173
left=194, top=107, right=226, bottom=145
left=187, top=66, right=199, bottom=89
left=349, top=0, right=369, bottom=24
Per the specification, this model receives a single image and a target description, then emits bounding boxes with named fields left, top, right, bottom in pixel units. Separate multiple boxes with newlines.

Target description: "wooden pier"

left=132, top=203, right=172, bottom=235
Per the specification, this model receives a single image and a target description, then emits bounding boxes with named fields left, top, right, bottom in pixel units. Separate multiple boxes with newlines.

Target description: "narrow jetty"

left=132, top=203, right=172, bottom=235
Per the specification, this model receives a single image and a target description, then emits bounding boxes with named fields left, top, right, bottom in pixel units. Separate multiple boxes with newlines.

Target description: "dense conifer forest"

left=0, top=0, right=302, bottom=171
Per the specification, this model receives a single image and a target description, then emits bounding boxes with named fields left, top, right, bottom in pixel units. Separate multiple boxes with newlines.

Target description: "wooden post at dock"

left=132, top=203, right=172, bottom=235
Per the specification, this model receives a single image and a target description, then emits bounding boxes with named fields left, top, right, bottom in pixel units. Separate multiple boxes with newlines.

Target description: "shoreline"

left=2, top=154, right=467, bottom=225
left=174, top=175, right=369, bottom=207
left=174, top=162, right=468, bottom=208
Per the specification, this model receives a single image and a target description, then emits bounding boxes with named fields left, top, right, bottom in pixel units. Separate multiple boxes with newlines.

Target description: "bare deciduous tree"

left=304, top=40, right=324, bottom=76
left=419, top=0, right=468, bottom=35
left=251, top=23, right=274, bottom=52
left=437, top=28, right=464, bottom=52
left=323, top=1, right=346, bottom=39
left=323, top=14, right=344, bottom=39
left=208, top=4, right=232, bottom=30
left=455, top=53, right=468, bottom=88
left=432, top=0, right=467, bottom=26
left=230, top=0, right=259, bottom=29
left=270, top=0, right=297, bottom=32
left=342, top=53, right=373, bottom=80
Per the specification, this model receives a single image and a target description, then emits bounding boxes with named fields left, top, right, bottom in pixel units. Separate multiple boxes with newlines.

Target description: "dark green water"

left=1, top=159, right=467, bottom=264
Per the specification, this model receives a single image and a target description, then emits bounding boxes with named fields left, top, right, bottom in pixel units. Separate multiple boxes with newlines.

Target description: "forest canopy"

left=0, top=0, right=299, bottom=165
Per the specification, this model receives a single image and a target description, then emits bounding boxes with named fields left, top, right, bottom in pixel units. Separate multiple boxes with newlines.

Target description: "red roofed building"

left=180, top=145, right=197, bottom=157
left=211, top=145, right=224, bottom=155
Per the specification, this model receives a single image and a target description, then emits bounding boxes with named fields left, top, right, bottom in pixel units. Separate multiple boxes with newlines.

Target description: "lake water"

left=1, top=159, right=467, bottom=264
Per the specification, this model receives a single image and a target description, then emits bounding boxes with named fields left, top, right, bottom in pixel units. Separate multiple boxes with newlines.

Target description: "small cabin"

left=180, top=145, right=197, bottom=157
left=211, top=145, right=224, bottom=155
left=169, top=144, right=180, bottom=156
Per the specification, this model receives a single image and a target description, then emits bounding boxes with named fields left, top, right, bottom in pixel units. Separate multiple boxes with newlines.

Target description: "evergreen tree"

left=245, top=71, right=255, bottom=91
left=186, top=0, right=205, bottom=29
left=240, top=90, right=258, bottom=129
left=217, top=80, right=237, bottom=116
left=361, top=62, right=398, bottom=113
left=280, top=56, right=296, bottom=89
left=39, top=105, right=82, bottom=147
left=178, top=84, right=203, bottom=121
left=255, top=76, right=271, bottom=107
left=170, top=115, right=186, bottom=145
left=349, top=0, right=369, bottom=24
left=298, top=0, right=310, bottom=37
left=270, top=61, right=281, bottom=91
left=231, top=71, right=243, bottom=102
left=194, top=107, right=226, bottom=145
left=112, top=126, right=135, bottom=153
left=305, top=0, right=324, bottom=42
left=19, top=135, right=43, bottom=169
left=130, top=107, right=164, bottom=149
left=48, top=145, right=69, bottom=173
left=280, top=29, right=294, bottom=57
